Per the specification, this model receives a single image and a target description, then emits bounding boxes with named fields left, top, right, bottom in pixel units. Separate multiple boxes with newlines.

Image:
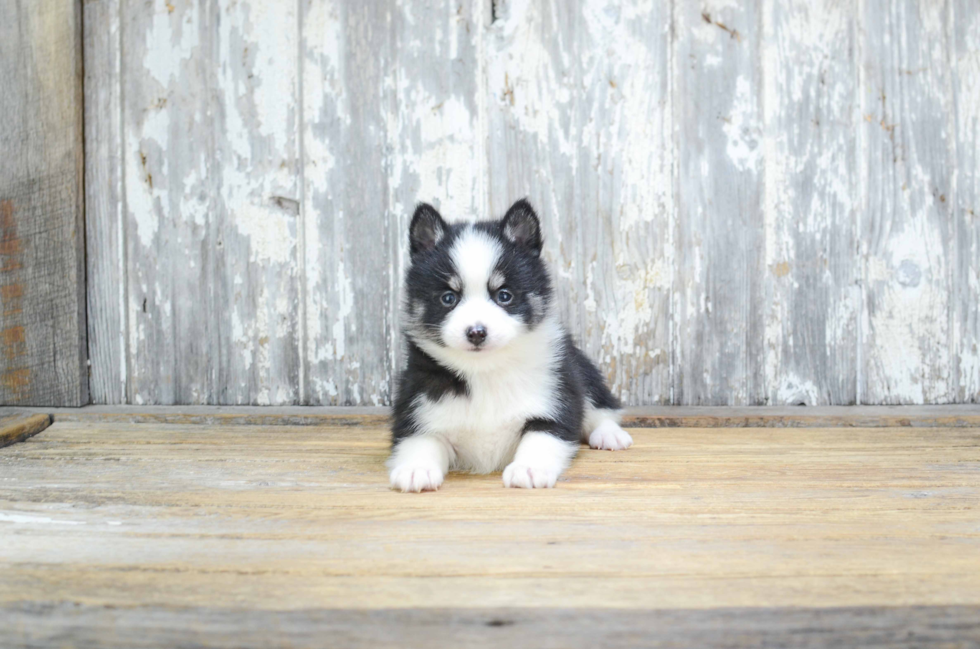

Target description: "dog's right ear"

left=501, top=198, right=542, bottom=255
left=409, top=203, right=448, bottom=258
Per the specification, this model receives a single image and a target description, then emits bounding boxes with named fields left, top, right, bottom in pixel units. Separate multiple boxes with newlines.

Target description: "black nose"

left=466, top=325, right=487, bottom=346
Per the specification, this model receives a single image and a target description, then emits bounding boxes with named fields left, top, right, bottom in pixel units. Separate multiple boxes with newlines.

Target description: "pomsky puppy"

left=387, top=199, right=633, bottom=492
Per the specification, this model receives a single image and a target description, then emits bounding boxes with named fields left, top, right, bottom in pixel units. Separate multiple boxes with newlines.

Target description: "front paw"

left=502, top=462, right=560, bottom=489
left=588, top=421, right=633, bottom=451
left=389, top=465, right=444, bottom=493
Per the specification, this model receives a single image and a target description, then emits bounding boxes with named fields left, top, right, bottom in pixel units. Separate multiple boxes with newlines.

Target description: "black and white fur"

left=387, top=199, right=632, bottom=492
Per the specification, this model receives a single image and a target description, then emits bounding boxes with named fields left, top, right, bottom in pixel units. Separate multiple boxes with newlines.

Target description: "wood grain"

left=672, top=0, right=765, bottom=405
left=301, top=0, right=393, bottom=406
left=950, top=0, right=980, bottom=403
left=4, top=603, right=979, bottom=649
left=861, top=0, right=957, bottom=404
left=762, top=0, right=859, bottom=405
left=0, top=0, right=87, bottom=406
left=84, top=0, right=126, bottom=405
left=119, top=0, right=215, bottom=404
left=213, top=0, right=303, bottom=405
left=109, top=0, right=305, bottom=405
left=1, top=421, right=978, bottom=613
left=4, top=404, right=980, bottom=429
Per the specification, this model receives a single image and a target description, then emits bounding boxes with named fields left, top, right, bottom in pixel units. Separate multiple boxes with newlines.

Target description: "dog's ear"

left=409, top=203, right=448, bottom=258
left=501, top=199, right=542, bottom=255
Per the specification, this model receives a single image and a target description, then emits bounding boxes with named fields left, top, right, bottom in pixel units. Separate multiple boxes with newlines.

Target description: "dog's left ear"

left=501, top=199, right=542, bottom=255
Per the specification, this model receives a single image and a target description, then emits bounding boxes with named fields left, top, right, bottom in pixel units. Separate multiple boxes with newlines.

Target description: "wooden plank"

left=860, top=0, right=956, bottom=404
left=84, top=0, right=126, bottom=405
left=48, top=405, right=389, bottom=428
left=950, top=0, right=980, bottom=402
left=672, top=0, right=766, bottom=405
left=484, top=0, right=672, bottom=404
left=5, top=405, right=980, bottom=428
left=1, top=422, right=978, bottom=612
left=4, top=603, right=979, bottom=649
left=212, top=0, right=302, bottom=404
left=621, top=407, right=980, bottom=428
left=761, top=0, right=859, bottom=405
left=0, top=0, right=87, bottom=406
left=301, top=0, right=392, bottom=406
left=0, top=413, right=50, bottom=448
left=120, top=0, right=215, bottom=404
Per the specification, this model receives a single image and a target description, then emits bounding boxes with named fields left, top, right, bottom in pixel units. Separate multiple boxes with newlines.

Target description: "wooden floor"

left=1, top=418, right=979, bottom=647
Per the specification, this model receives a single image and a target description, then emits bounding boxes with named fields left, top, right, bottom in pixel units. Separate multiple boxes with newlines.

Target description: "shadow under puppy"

left=388, top=199, right=632, bottom=492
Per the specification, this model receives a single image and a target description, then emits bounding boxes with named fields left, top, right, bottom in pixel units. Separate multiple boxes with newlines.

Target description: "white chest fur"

left=412, top=319, right=562, bottom=473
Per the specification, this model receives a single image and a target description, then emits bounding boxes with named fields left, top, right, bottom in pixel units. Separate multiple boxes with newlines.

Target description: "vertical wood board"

left=84, top=0, right=126, bottom=405
left=0, top=0, right=88, bottom=406
left=860, top=0, right=956, bottom=404
left=672, top=0, right=766, bottom=404
left=950, top=0, right=980, bottom=402
left=762, top=0, right=860, bottom=405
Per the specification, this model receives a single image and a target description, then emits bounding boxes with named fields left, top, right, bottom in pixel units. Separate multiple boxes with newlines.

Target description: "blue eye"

left=440, top=291, right=457, bottom=307
left=496, top=289, right=513, bottom=305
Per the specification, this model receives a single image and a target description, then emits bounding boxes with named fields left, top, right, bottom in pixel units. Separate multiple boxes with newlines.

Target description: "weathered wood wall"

left=82, top=0, right=980, bottom=406
left=0, top=0, right=88, bottom=406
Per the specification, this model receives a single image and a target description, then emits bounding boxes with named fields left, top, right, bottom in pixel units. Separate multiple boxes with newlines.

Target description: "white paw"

left=589, top=421, right=633, bottom=451
left=389, top=465, right=444, bottom=493
left=502, top=463, right=560, bottom=489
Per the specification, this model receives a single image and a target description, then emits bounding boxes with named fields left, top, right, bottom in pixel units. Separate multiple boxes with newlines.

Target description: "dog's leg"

left=387, top=435, right=452, bottom=493
left=583, top=406, right=633, bottom=451
left=503, top=432, right=578, bottom=489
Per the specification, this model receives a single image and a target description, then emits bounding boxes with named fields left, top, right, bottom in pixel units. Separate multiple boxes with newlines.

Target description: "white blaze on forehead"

left=450, top=227, right=501, bottom=298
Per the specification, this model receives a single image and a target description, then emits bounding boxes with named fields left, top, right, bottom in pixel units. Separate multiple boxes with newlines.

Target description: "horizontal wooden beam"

left=2, top=405, right=980, bottom=428
left=3, top=603, right=978, bottom=649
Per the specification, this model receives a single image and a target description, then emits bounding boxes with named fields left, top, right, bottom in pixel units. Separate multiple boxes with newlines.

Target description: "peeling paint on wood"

left=673, top=0, right=765, bottom=405
left=861, top=0, right=956, bottom=404
left=121, top=0, right=215, bottom=404
left=762, top=0, right=859, bottom=405
left=81, top=0, right=980, bottom=406
left=302, top=1, right=394, bottom=406
left=951, top=0, right=980, bottom=402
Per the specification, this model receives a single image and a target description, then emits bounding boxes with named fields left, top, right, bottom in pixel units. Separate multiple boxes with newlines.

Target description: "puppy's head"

left=403, top=199, right=552, bottom=357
